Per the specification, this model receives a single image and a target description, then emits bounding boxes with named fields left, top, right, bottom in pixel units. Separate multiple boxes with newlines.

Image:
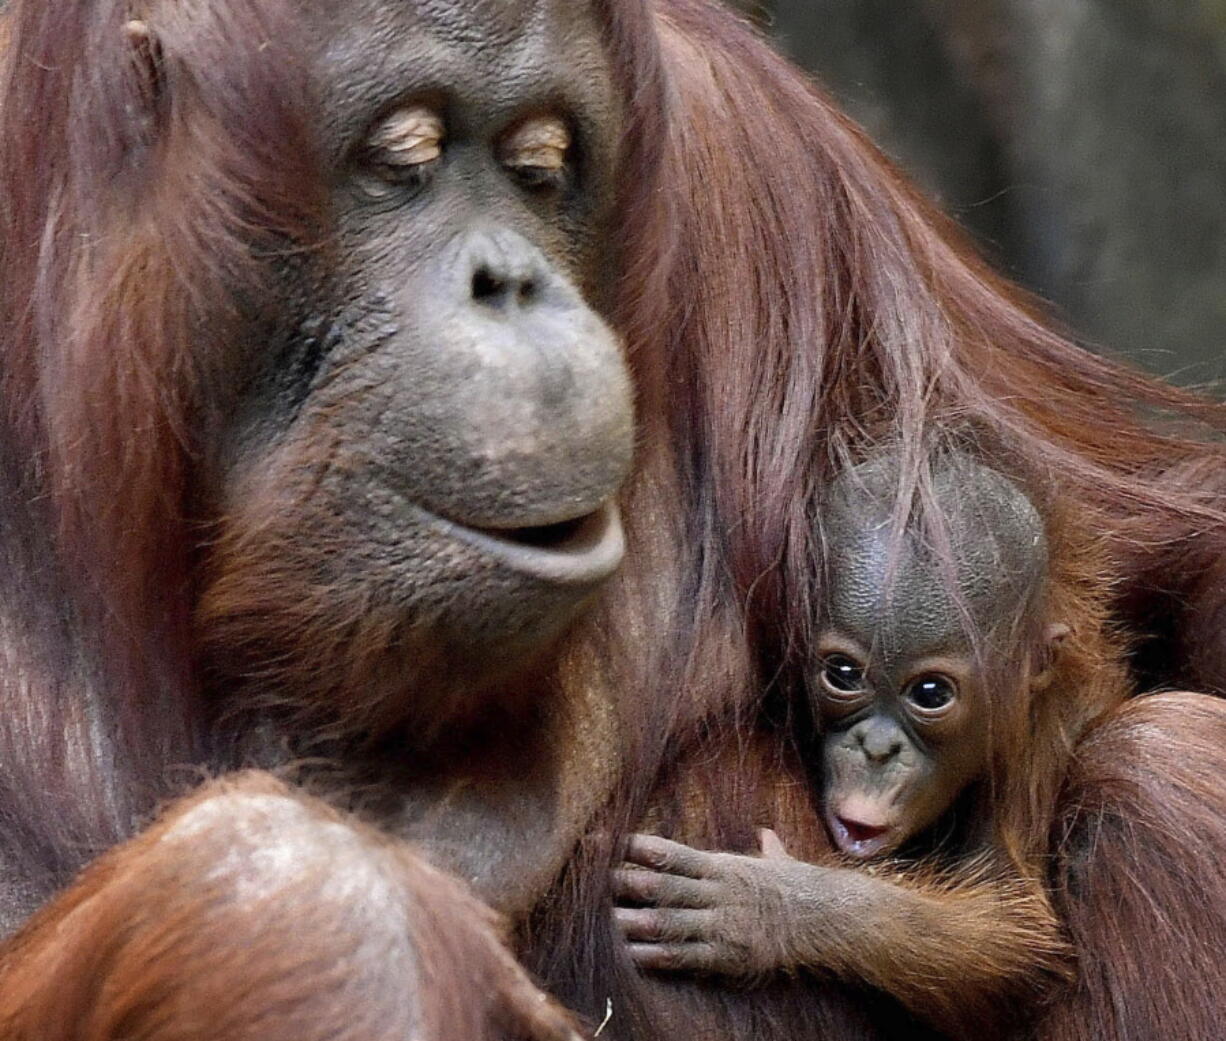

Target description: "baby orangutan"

left=613, top=449, right=1131, bottom=1038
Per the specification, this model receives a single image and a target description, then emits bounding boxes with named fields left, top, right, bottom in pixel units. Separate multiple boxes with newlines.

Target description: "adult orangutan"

left=2, top=0, right=1226, bottom=1040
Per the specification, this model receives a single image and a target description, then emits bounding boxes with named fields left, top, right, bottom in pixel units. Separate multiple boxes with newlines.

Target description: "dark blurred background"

left=727, top=0, right=1226, bottom=387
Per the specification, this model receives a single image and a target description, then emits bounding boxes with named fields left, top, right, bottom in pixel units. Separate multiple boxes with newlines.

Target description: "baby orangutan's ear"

left=1030, top=623, right=1071, bottom=692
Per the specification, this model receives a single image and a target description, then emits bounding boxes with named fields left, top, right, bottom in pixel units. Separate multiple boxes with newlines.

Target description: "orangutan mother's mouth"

left=441, top=501, right=625, bottom=588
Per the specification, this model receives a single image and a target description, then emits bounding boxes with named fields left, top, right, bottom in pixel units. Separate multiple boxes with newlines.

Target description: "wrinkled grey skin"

left=821, top=452, right=1047, bottom=662
left=203, top=0, right=633, bottom=710
left=815, top=451, right=1048, bottom=857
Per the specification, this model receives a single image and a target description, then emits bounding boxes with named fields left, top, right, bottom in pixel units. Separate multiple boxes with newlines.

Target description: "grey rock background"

left=729, top=0, right=1226, bottom=387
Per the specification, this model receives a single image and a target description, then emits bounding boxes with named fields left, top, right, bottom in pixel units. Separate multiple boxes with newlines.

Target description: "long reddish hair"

left=0, top=0, right=322, bottom=870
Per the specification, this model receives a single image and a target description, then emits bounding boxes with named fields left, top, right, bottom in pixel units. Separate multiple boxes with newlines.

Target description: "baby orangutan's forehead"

left=821, top=451, right=1048, bottom=660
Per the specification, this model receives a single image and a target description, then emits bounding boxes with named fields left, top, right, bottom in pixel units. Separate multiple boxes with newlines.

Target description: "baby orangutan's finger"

left=627, top=941, right=724, bottom=975
left=614, top=907, right=714, bottom=944
left=611, top=868, right=716, bottom=908
left=623, top=834, right=717, bottom=878
left=758, top=828, right=793, bottom=860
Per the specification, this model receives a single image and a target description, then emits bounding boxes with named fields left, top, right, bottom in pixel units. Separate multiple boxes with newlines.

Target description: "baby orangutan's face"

left=815, top=450, right=1062, bottom=858
left=814, top=636, right=989, bottom=859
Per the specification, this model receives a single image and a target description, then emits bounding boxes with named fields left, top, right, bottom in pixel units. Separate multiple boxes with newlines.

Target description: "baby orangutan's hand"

left=612, top=829, right=812, bottom=980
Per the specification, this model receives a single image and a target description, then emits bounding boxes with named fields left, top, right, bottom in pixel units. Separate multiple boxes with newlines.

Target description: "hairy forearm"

left=781, top=863, right=1070, bottom=1036
left=0, top=773, right=584, bottom=1041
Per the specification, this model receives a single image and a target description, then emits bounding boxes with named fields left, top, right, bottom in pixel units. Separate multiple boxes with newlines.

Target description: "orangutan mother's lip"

left=453, top=501, right=625, bottom=587
left=413, top=500, right=625, bottom=588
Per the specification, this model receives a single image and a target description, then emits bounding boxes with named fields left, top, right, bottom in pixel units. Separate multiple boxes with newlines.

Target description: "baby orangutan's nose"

left=854, top=718, right=905, bottom=764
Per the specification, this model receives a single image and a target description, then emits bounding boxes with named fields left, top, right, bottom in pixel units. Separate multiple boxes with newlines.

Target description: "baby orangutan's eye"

left=905, top=674, right=957, bottom=714
left=820, top=654, right=866, bottom=696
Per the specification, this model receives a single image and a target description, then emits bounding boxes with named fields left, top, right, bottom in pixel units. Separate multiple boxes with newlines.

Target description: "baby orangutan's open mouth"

left=825, top=808, right=896, bottom=860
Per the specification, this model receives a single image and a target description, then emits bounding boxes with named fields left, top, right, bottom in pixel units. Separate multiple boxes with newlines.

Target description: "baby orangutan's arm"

left=612, top=832, right=1069, bottom=1039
